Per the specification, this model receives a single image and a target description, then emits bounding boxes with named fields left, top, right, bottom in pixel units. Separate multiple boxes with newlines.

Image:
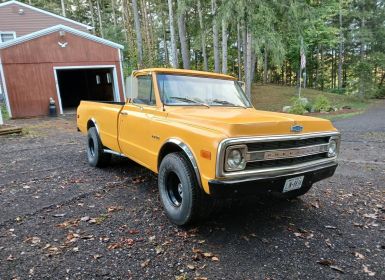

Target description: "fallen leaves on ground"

left=192, top=248, right=219, bottom=262
left=317, top=259, right=344, bottom=273
left=107, top=238, right=135, bottom=250
left=107, top=206, right=123, bottom=213
left=56, top=219, right=80, bottom=229
left=363, top=265, right=376, bottom=276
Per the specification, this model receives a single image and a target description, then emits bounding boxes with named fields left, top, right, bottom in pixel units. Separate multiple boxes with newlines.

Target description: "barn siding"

left=1, top=33, right=118, bottom=64
left=1, top=33, right=124, bottom=118
left=0, top=3, right=89, bottom=37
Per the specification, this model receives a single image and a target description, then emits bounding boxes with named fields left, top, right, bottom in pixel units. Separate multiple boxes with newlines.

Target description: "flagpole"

left=298, top=37, right=305, bottom=99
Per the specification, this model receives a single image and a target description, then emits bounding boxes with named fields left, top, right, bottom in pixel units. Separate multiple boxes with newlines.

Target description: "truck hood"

left=166, top=107, right=336, bottom=137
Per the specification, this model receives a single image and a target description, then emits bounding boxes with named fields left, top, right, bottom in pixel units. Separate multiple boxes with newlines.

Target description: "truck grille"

left=216, top=132, right=340, bottom=178
left=244, top=136, right=331, bottom=170
left=246, top=137, right=329, bottom=152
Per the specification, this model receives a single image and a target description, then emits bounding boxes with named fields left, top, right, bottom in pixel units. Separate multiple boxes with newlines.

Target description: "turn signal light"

left=200, top=150, right=211, bottom=160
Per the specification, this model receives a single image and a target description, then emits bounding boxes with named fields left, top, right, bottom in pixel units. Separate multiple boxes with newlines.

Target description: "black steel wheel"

left=86, top=127, right=111, bottom=167
left=158, top=152, right=208, bottom=226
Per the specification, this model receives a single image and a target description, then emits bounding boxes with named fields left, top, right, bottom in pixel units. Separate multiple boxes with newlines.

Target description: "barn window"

left=0, top=32, right=16, bottom=43
left=96, top=75, right=101, bottom=85
left=106, top=73, right=112, bottom=84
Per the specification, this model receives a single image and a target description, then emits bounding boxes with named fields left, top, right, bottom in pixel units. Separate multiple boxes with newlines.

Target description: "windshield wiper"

left=211, top=99, right=247, bottom=109
left=169, top=96, right=210, bottom=108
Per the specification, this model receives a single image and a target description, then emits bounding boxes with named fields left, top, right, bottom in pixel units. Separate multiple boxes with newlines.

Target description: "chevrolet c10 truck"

left=77, top=68, right=340, bottom=225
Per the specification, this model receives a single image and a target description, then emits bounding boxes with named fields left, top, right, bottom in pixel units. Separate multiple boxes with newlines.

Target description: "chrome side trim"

left=103, top=149, right=125, bottom=157
left=216, top=131, right=340, bottom=179
left=162, top=138, right=203, bottom=189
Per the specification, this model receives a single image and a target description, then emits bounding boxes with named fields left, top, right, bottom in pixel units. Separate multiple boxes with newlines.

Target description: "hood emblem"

left=291, top=125, right=303, bottom=133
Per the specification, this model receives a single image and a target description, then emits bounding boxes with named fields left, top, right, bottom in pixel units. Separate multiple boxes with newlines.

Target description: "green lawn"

left=250, top=84, right=369, bottom=114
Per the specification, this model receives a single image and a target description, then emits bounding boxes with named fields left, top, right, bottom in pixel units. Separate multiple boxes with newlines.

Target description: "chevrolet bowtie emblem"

left=291, top=125, right=303, bottom=133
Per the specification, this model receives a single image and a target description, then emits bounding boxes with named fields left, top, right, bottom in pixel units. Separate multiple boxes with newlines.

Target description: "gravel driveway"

left=0, top=103, right=384, bottom=279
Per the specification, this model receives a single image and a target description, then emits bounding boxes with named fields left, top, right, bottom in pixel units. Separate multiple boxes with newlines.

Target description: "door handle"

left=120, top=111, right=128, bottom=115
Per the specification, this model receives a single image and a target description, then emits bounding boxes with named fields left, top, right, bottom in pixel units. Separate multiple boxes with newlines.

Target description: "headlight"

left=327, top=139, right=338, bottom=157
left=225, top=145, right=247, bottom=171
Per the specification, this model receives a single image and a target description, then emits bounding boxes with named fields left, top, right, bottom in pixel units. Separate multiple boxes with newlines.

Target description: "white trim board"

left=118, top=49, right=126, bottom=98
left=53, top=65, right=121, bottom=114
left=0, top=25, right=124, bottom=50
left=0, top=0, right=92, bottom=30
left=0, top=57, right=12, bottom=118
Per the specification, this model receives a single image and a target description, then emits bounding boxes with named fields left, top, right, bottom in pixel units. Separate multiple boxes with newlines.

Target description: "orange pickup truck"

left=77, top=68, right=340, bottom=225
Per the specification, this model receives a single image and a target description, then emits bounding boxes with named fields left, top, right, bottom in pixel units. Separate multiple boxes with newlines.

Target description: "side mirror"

left=125, top=75, right=138, bottom=101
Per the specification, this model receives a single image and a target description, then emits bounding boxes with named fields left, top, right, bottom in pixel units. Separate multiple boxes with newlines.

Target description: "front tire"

left=86, top=127, right=111, bottom=167
left=158, top=152, right=207, bottom=226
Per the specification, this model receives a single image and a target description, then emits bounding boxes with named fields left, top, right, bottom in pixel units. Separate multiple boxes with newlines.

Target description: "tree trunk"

left=242, top=23, right=247, bottom=82
left=359, top=15, right=365, bottom=98
left=111, top=0, right=117, bottom=27
left=131, top=0, right=143, bottom=67
left=161, top=15, right=169, bottom=65
left=331, top=49, right=334, bottom=88
left=61, top=0, right=66, bottom=17
left=320, top=45, right=324, bottom=90
left=96, top=0, right=104, bottom=38
left=221, top=19, right=228, bottom=74
left=237, top=22, right=242, bottom=80
left=245, top=29, right=252, bottom=99
left=338, top=0, right=343, bottom=89
left=167, top=0, right=178, bottom=68
left=197, top=0, right=208, bottom=71
left=212, top=0, right=220, bottom=73
left=88, top=0, right=96, bottom=34
left=263, top=48, right=268, bottom=84
left=251, top=50, right=257, bottom=83
left=177, top=1, right=190, bottom=69
left=140, top=0, right=152, bottom=65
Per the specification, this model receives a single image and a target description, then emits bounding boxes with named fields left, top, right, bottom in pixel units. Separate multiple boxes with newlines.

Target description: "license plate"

left=283, top=176, right=304, bottom=193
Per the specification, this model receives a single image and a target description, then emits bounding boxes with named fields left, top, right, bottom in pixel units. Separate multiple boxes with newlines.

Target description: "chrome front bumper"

left=208, top=162, right=338, bottom=197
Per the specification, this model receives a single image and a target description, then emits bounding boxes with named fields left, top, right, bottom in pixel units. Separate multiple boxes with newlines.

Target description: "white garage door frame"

left=53, top=65, right=121, bottom=114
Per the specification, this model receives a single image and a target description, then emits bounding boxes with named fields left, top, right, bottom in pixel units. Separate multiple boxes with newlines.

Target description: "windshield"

left=156, top=74, right=252, bottom=108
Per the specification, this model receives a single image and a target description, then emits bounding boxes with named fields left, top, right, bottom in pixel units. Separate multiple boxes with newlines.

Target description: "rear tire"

left=158, top=152, right=209, bottom=226
left=86, top=127, right=111, bottom=167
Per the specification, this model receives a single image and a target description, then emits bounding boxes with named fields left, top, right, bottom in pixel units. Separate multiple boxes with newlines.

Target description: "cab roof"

left=133, top=68, right=237, bottom=80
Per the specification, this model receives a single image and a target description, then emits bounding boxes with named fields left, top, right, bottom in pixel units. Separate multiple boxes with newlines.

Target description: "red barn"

left=0, top=1, right=125, bottom=118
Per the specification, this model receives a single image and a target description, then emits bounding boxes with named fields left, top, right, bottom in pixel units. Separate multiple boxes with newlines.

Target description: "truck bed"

left=77, top=100, right=124, bottom=153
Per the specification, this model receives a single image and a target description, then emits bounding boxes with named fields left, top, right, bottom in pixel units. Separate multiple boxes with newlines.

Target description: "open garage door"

left=54, top=66, right=120, bottom=113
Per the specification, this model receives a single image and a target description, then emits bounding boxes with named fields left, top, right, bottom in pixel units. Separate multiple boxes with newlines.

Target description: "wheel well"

left=158, top=143, right=184, bottom=170
left=87, top=120, right=96, bottom=131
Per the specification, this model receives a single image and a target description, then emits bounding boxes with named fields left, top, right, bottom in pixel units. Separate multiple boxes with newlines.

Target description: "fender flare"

left=159, top=138, right=203, bottom=190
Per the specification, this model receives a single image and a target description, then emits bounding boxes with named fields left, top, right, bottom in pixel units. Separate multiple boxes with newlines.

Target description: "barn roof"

left=0, top=0, right=92, bottom=30
left=0, top=24, right=124, bottom=50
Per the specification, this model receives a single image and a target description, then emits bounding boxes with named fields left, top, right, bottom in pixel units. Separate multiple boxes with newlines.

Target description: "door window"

left=133, top=76, right=155, bottom=106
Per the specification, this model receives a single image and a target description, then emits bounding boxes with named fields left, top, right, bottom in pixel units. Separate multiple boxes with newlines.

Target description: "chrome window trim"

left=216, top=131, right=340, bottom=179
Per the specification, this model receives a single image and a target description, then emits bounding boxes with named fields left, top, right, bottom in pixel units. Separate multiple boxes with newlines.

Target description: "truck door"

left=118, top=74, right=159, bottom=170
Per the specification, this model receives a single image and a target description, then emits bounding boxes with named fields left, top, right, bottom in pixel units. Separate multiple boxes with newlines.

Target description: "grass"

left=250, top=84, right=370, bottom=117
left=1, top=102, right=9, bottom=121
